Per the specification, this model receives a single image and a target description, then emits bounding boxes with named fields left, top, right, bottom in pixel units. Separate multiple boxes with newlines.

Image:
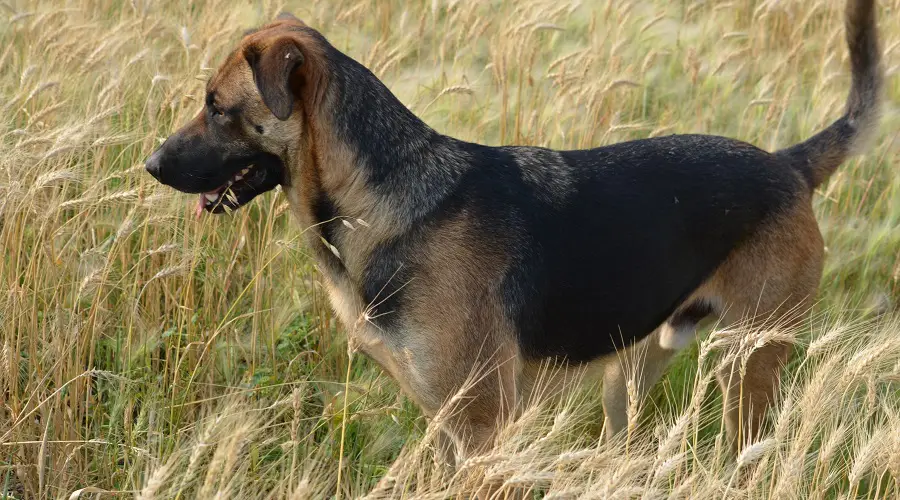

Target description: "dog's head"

left=144, top=13, right=327, bottom=214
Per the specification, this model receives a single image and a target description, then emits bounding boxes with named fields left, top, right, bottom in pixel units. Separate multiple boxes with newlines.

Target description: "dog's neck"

left=326, top=50, right=471, bottom=225
left=284, top=47, right=470, bottom=283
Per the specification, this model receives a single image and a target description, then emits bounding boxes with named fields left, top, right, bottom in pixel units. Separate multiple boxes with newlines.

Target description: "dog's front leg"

left=366, top=333, right=519, bottom=497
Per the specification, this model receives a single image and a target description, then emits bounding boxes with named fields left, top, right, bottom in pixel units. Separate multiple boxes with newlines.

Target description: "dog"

left=145, top=0, right=882, bottom=465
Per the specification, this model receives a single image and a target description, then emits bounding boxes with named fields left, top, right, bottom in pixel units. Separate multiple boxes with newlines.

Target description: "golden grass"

left=1, top=0, right=898, bottom=498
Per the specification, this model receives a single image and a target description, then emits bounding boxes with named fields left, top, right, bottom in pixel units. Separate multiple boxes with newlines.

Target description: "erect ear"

left=244, top=37, right=305, bottom=120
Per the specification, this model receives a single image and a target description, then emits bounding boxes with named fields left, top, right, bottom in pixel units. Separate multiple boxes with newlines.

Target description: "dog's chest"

left=285, top=185, right=414, bottom=381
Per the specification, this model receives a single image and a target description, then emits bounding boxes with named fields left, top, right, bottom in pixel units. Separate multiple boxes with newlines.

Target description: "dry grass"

left=1, top=0, right=898, bottom=498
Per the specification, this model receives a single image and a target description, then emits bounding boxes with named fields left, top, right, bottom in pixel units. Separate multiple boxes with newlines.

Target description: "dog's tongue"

left=195, top=194, right=205, bottom=219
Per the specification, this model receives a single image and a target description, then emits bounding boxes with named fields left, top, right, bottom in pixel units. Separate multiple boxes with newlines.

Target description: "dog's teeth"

left=241, top=168, right=250, bottom=175
left=205, top=193, right=218, bottom=202
left=234, top=174, right=243, bottom=181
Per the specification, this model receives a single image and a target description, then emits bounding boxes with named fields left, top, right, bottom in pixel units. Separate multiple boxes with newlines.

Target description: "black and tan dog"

left=146, top=0, right=882, bottom=462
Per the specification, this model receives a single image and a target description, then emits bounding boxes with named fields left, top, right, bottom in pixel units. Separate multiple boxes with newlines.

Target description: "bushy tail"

left=777, top=0, right=883, bottom=189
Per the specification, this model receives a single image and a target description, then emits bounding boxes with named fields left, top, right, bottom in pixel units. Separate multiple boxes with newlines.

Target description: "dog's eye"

left=254, top=125, right=264, bottom=134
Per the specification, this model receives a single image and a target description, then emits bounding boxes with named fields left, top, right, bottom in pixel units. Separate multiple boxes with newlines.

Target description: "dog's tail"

left=777, top=0, right=882, bottom=190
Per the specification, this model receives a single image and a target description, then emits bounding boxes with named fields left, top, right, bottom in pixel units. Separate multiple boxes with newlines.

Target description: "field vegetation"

left=1, top=0, right=898, bottom=498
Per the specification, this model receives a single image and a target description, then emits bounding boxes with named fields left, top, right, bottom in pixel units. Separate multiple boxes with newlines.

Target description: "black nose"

left=145, top=149, right=163, bottom=181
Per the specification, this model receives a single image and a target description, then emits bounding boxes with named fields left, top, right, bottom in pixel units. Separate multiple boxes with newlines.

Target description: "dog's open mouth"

left=197, top=154, right=284, bottom=216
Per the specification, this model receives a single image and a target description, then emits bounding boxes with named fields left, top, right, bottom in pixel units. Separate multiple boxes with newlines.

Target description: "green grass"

left=1, top=0, right=898, bottom=498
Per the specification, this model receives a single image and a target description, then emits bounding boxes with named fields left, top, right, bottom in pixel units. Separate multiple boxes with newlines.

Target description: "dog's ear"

left=244, top=37, right=305, bottom=120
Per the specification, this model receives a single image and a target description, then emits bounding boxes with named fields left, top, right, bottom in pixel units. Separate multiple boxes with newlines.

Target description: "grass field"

left=1, top=0, right=898, bottom=498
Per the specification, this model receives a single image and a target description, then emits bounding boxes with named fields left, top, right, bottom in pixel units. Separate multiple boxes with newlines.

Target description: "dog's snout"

left=145, top=148, right=163, bottom=181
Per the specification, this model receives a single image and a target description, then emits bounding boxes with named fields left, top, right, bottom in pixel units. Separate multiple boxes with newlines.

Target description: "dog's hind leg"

left=705, top=201, right=824, bottom=450
left=602, top=329, right=681, bottom=439
left=602, top=298, right=717, bottom=439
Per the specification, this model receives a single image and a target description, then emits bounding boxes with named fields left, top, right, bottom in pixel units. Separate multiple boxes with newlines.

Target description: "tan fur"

left=707, top=200, right=823, bottom=446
